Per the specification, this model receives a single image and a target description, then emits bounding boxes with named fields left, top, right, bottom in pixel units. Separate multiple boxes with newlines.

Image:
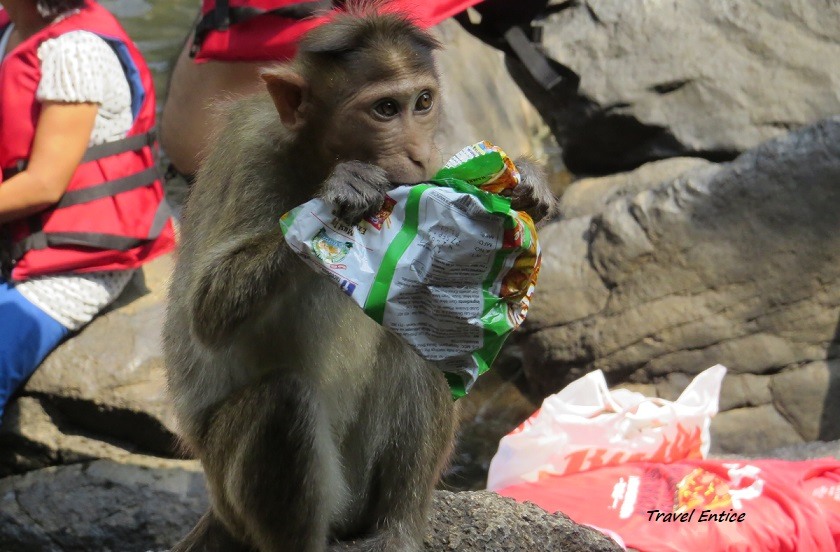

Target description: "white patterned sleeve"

left=35, top=30, right=119, bottom=104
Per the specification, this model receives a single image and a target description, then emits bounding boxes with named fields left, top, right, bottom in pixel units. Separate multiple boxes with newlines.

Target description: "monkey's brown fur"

left=163, top=4, right=556, bottom=552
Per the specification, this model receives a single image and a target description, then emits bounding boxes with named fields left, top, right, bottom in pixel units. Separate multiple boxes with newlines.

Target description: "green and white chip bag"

left=280, top=142, right=542, bottom=398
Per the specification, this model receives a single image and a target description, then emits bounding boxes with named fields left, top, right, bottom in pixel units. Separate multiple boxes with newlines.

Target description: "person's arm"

left=0, top=101, right=98, bottom=224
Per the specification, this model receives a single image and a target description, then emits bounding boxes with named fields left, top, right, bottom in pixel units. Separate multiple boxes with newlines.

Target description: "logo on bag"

left=312, top=229, right=353, bottom=263
left=364, top=195, right=397, bottom=230
left=675, top=468, right=732, bottom=511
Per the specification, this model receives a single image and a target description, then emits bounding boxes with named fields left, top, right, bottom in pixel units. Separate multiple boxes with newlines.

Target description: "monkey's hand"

left=321, top=161, right=392, bottom=224
left=511, top=157, right=559, bottom=224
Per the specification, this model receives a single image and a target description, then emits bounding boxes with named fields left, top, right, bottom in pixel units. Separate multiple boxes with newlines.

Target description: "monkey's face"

left=321, top=71, right=442, bottom=185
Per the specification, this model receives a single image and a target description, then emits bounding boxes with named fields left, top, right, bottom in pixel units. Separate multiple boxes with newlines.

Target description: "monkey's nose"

left=407, top=146, right=432, bottom=174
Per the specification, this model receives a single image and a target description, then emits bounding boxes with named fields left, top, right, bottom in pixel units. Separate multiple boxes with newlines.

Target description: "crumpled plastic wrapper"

left=280, top=141, right=542, bottom=398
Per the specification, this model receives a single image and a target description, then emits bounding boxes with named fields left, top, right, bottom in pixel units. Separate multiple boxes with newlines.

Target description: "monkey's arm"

left=191, top=229, right=291, bottom=346
left=190, top=161, right=389, bottom=345
left=511, top=157, right=559, bottom=224
left=320, top=160, right=392, bottom=224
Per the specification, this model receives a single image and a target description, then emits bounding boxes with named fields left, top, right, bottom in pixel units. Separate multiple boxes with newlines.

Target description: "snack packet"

left=280, top=141, right=542, bottom=398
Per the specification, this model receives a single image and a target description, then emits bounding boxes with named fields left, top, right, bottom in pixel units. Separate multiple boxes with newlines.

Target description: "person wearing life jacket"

left=0, top=0, right=175, bottom=421
left=160, top=0, right=484, bottom=187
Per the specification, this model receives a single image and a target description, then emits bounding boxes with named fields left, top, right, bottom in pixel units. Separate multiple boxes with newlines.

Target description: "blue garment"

left=0, top=278, right=69, bottom=421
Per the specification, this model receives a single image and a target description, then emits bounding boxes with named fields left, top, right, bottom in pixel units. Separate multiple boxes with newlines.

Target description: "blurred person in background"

left=0, top=0, right=175, bottom=421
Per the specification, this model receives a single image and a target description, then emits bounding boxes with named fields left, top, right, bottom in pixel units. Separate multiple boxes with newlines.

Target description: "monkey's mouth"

left=388, top=172, right=432, bottom=187
left=390, top=180, right=424, bottom=187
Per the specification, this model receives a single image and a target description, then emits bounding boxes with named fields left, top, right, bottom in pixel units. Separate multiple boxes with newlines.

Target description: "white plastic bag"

left=486, top=364, right=727, bottom=491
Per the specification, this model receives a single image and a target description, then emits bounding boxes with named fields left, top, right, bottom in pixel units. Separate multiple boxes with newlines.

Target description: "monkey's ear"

left=261, top=67, right=309, bottom=131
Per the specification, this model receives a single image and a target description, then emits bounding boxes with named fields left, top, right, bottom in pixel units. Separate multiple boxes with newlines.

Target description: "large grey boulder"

left=0, top=457, right=207, bottom=552
left=510, top=0, right=840, bottom=173
left=0, top=459, right=620, bottom=552
left=520, top=117, right=840, bottom=453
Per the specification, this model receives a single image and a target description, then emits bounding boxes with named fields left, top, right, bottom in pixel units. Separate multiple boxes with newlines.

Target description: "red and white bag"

left=486, top=365, right=727, bottom=490
left=497, top=458, right=840, bottom=552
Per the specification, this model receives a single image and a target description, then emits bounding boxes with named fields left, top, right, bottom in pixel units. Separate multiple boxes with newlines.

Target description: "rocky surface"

left=434, top=18, right=555, bottom=163
left=0, top=254, right=178, bottom=478
left=0, top=457, right=207, bottom=552
left=426, top=491, right=621, bottom=551
left=0, top=458, right=620, bottom=552
left=519, top=117, right=840, bottom=454
left=508, top=0, right=840, bottom=173
left=442, top=350, right=540, bottom=491
left=0, top=397, right=139, bottom=478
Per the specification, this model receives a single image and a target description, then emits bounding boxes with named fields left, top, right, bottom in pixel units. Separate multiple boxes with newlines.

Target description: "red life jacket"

left=0, top=1, right=175, bottom=282
left=192, top=0, right=484, bottom=63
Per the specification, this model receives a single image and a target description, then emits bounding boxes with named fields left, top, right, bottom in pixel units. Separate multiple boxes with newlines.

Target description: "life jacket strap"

left=454, top=2, right=572, bottom=94
left=1, top=130, right=157, bottom=180
left=56, top=166, right=160, bottom=208
left=502, top=25, right=565, bottom=92
left=80, top=130, right=156, bottom=164
left=2, top=199, right=173, bottom=277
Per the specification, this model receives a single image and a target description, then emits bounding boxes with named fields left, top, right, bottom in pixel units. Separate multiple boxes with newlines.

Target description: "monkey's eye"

left=373, top=99, right=399, bottom=119
left=415, top=91, right=433, bottom=112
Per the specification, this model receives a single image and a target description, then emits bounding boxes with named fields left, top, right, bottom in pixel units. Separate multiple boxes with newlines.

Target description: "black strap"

left=57, top=167, right=159, bottom=208
left=190, top=1, right=332, bottom=57
left=503, top=26, right=564, bottom=92
left=454, top=1, right=572, bottom=93
left=1, top=159, right=26, bottom=181
left=215, top=0, right=230, bottom=29
left=2, top=131, right=156, bottom=180
left=80, top=130, right=156, bottom=164
left=8, top=199, right=173, bottom=262
left=12, top=232, right=145, bottom=256
left=146, top=197, right=174, bottom=240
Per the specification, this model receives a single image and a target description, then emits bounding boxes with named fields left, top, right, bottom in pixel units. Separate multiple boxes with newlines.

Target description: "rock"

left=0, top=459, right=620, bottom=552
left=747, top=440, right=840, bottom=462
left=0, top=397, right=137, bottom=477
left=508, top=0, right=840, bottom=173
left=709, top=373, right=772, bottom=412
left=770, top=359, right=840, bottom=442
left=426, top=491, right=622, bottom=551
left=559, top=157, right=713, bottom=219
left=19, top=254, right=178, bottom=457
left=433, top=19, right=554, bottom=162
left=0, top=457, right=207, bottom=552
left=711, top=404, right=804, bottom=454
left=520, top=117, right=840, bottom=453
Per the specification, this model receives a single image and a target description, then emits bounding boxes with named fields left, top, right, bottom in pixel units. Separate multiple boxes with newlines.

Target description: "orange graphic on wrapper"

left=500, top=212, right=541, bottom=327
left=364, top=195, right=397, bottom=230
left=674, top=468, right=733, bottom=513
left=475, top=141, right=521, bottom=195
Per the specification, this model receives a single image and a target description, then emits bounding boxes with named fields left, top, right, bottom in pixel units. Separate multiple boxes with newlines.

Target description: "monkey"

left=162, top=4, right=558, bottom=552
